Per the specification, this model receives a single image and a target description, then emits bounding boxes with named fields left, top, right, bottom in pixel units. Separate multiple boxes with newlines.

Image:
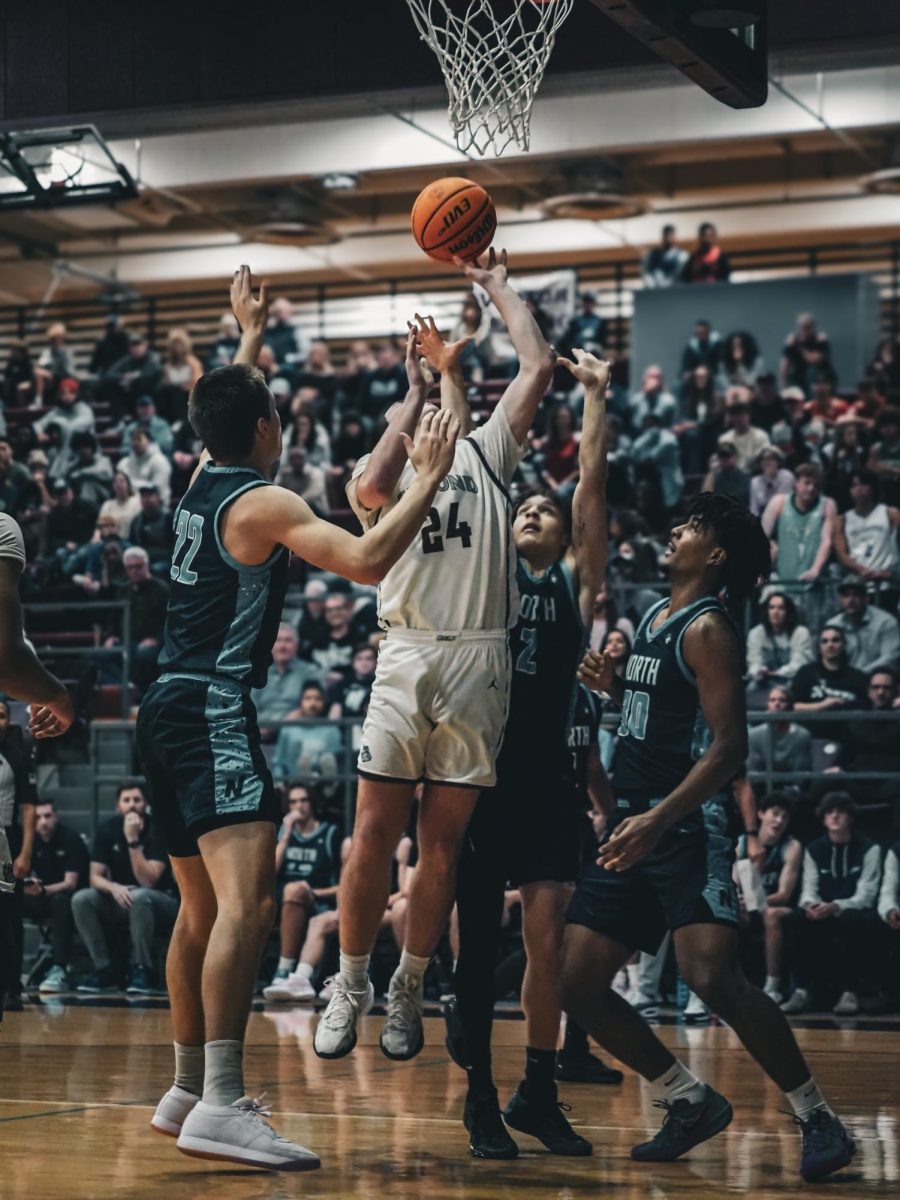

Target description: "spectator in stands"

left=205, top=312, right=241, bottom=371
left=72, top=781, right=178, bottom=995
left=26, top=798, right=88, bottom=994
left=780, top=313, right=834, bottom=396
left=702, top=440, right=750, bottom=507
left=263, top=784, right=342, bottom=1002
left=750, top=373, right=785, bottom=434
left=45, top=478, right=98, bottom=556
left=68, top=513, right=126, bottom=593
left=307, top=590, right=370, bottom=682
left=834, top=469, right=900, bottom=597
left=770, top=389, right=815, bottom=472
left=822, top=418, right=869, bottom=510
left=680, top=319, right=721, bottom=382
left=252, top=622, right=319, bottom=730
left=782, top=793, right=880, bottom=1015
left=747, top=591, right=814, bottom=697
left=750, top=446, right=794, bottom=517
left=67, top=432, right=114, bottom=509
left=850, top=377, right=885, bottom=427
left=0, top=699, right=37, bottom=1011
left=716, top=331, right=766, bottom=392
left=718, top=387, right=770, bottom=470
left=641, top=224, right=688, bottom=288
left=835, top=668, right=900, bottom=821
left=0, top=452, right=19, bottom=517
left=116, top=425, right=172, bottom=506
left=763, top=464, right=836, bottom=587
left=825, top=575, right=900, bottom=675
left=327, top=644, right=376, bottom=721
left=102, top=333, right=163, bottom=421
left=276, top=444, right=329, bottom=515
left=629, top=365, right=676, bottom=432
left=287, top=408, right=331, bottom=470
left=295, top=341, right=339, bottom=431
left=868, top=406, right=900, bottom=505
left=0, top=437, right=32, bottom=495
left=337, top=340, right=377, bottom=412
left=158, top=328, right=203, bottom=422
left=89, top=314, right=130, bottom=376
left=98, top=470, right=141, bottom=541
left=33, top=378, right=95, bottom=480
left=329, top=410, right=370, bottom=496
left=681, top=222, right=731, bottom=284
left=357, top=342, right=407, bottom=424
left=104, top=547, right=169, bottom=691
left=538, top=403, right=580, bottom=499
left=451, top=295, right=494, bottom=381
left=2, top=339, right=37, bottom=405
left=630, top=411, right=683, bottom=513
left=297, top=580, right=329, bottom=661
left=560, top=291, right=606, bottom=356
left=792, top=626, right=869, bottom=747
left=255, top=345, right=293, bottom=409
left=599, top=628, right=632, bottom=682
left=734, top=792, right=802, bottom=1003
left=588, top=584, right=634, bottom=652
left=272, top=683, right=343, bottom=782
left=35, top=323, right=74, bottom=398
left=805, top=371, right=848, bottom=426
left=129, top=483, right=173, bottom=576
left=747, top=685, right=813, bottom=776
left=120, top=395, right=174, bottom=459
left=677, top=362, right=722, bottom=471
left=265, top=297, right=302, bottom=365
left=18, top=451, right=47, bottom=557
left=869, top=337, right=900, bottom=401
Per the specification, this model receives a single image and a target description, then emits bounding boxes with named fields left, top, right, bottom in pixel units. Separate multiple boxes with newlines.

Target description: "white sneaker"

left=683, top=991, right=710, bottom=1022
left=39, top=965, right=71, bottom=993
left=176, top=1095, right=320, bottom=1171
left=314, top=976, right=374, bottom=1059
left=833, top=990, right=859, bottom=1016
left=380, top=972, right=425, bottom=1061
left=781, top=988, right=810, bottom=1015
left=263, top=972, right=317, bottom=1004
left=151, top=1085, right=199, bottom=1137
left=763, top=982, right=783, bottom=1005
left=317, top=975, right=336, bottom=1003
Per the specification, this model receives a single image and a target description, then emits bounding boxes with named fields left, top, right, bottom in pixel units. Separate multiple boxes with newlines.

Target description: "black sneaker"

left=77, top=967, right=119, bottom=995
left=464, top=1089, right=519, bottom=1159
left=557, top=1052, right=624, bottom=1086
left=631, top=1084, right=733, bottom=1162
left=443, top=996, right=466, bottom=1070
left=503, top=1086, right=592, bottom=1156
left=126, top=964, right=158, bottom=995
left=794, top=1109, right=856, bottom=1183
left=4, top=991, right=24, bottom=1013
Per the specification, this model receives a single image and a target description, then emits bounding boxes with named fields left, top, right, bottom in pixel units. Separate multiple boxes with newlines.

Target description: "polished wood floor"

left=0, top=1002, right=897, bottom=1198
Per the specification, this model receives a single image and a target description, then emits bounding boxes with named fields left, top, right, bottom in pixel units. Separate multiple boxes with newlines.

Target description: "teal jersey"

left=159, top=462, right=289, bottom=689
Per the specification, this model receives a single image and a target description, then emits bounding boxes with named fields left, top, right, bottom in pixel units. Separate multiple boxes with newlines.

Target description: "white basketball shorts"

left=357, top=629, right=511, bottom=789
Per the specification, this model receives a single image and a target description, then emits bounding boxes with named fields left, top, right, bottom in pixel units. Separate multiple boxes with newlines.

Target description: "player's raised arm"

left=559, top=350, right=611, bottom=625
left=413, top=313, right=475, bottom=435
left=452, top=248, right=554, bottom=442
left=231, top=265, right=270, bottom=367
left=353, top=326, right=431, bottom=512
left=246, top=409, right=460, bottom=584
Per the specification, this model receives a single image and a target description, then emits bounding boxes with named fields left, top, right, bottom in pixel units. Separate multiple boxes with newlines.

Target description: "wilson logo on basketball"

left=441, top=197, right=472, bottom=230
left=447, top=210, right=497, bottom=258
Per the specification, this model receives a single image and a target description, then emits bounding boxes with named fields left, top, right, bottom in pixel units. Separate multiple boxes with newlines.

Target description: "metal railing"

left=25, top=600, right=132, bottom=719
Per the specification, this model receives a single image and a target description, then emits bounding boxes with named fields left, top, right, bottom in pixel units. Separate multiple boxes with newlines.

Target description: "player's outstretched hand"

left=412, top=313, right=473, bottom=375
left=597, top=811, right=665, bottom=873
left=230, top=264, right=269, bottom=333
left=29, top=690, right=75, bottom=740
left=452, top=246, right=508, bottom=291
left=401, top=408, right=460, bottom=481
left=577, top=648, right=616, bottom=695
left=558, top=348, right=611, bottom=394
left=405, top=323, right=434, bottom=392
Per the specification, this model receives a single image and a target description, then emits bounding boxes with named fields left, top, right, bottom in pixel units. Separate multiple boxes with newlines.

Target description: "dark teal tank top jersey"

left=159, top=462, right=289, bottom=689
left=612, top=595, right=736, bottom=802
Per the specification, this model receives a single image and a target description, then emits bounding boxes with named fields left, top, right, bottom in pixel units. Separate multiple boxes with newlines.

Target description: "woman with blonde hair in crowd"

left=159, top=327, right=202, bottom=421
left=98, top=470, right=141, bottom=539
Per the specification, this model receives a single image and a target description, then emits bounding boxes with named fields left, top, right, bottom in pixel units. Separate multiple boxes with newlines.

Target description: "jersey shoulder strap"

left=634, top=596, right=669, bottom=642
left=673, top=598, right=737, bottom=685
left=213, top=477, right=284, bottom=573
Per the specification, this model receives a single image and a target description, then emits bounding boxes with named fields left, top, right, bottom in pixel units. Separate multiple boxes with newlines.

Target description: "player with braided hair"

left=562, top=493, right=856, bottom=1185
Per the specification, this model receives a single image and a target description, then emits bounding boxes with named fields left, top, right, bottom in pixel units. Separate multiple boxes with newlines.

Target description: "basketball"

left=411, top=176, right=497, bottom=262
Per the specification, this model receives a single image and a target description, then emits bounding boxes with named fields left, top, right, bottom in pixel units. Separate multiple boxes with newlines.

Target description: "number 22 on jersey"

left=171, top=510, right=204, bottom=585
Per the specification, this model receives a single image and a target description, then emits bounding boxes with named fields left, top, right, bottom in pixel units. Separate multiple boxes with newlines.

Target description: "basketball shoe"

left=176, top=1094, right=320, bottom=1171
left=263, top=971, right=317, bottom=1004
left=151, top=1085, right=199, bottom=1137
left=380, top=972, right=425, bottom=1060
left=314, top=976, right=374, bottom=1058
left=794, top=1109, right=856, bottom=1182
left=631, top=1083, right=733, bottom=1161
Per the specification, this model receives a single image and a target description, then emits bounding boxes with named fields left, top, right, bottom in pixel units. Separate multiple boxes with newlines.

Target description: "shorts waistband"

left=384, top=628, right=508, bottom=644
left=157, top=671, right=251, bottom=693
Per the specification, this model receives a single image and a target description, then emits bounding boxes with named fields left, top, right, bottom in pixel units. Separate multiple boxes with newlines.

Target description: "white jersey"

left=348, top=403, right=524, bottom=632
left=0, top=513, right=26, bottom=569
left=844, top=503, right=898, bottom=575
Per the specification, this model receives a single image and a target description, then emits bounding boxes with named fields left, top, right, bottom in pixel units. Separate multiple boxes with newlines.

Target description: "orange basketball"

left=411, top=177, right=497, bottom=262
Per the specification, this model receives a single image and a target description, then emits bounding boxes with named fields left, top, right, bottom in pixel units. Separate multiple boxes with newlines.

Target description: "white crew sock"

left=765, top=975, right=780, bottom=991
left=173, top=1042, right=204, bottom=1097
left=277, top=956, right=297, bottom=974
left=395, top=949, right=431, bottom=984
left=785, top=1077, right=833, bottom=1121
left=293, top=961, right=314, bottom=981
left=203, top=1039, right=244, bottom=1107
left=649, top=1059, right=707, bottom=1106
left=339, top=951, right=371, bottom=993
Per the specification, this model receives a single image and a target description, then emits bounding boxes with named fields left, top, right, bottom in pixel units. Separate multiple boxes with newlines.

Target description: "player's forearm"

left=440, top=363, right=473, bottom=433
left=19, top=804, right=35, bottom=858
left=651, top=734, right=746, bottom=830
left=486, top=281, right=553, bottom=372
left=0, top=642, right=68, bottom=708
left=361, top=472, right=442, bottom=581
left=232, top=323, right=267, bottom=368
left=357, top=388, right=427, bottom=508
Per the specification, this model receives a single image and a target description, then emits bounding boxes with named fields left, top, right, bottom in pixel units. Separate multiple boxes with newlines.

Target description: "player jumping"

left=139, top=267, right=459, bottom=1171
left=565, top=492, right=856, bottom=1184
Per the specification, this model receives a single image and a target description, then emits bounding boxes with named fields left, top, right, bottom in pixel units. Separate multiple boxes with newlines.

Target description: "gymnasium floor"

left=1, top=1002, right=896, bottom=1199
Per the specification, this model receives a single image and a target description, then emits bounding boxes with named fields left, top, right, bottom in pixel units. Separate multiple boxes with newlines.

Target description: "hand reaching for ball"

left=452, top=247, right=508, bottom=291
left=411, top=313, right=473, bottom=375
left=558, top=348, right=611, bottom=395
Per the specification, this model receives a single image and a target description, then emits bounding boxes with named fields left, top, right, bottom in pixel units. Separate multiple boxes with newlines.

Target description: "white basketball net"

left=405, top=0, right=575, bottom=157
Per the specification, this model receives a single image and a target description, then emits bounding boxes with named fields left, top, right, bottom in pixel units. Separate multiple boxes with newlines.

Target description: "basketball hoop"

left=405, top=0, right=574, bottom=157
